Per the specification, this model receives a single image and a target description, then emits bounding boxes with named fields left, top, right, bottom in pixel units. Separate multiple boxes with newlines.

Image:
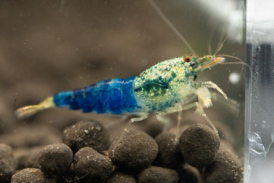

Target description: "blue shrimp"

left=15, top=0, right=232, bottom=154
left=16, top=55, right=227, bottom=133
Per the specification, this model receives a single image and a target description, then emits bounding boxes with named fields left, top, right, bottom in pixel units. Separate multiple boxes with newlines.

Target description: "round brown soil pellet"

left=179, top=124, right=220, bottom=168
left=62, top=120, right=110, bottom=154
left=204, top=150, right=242, bottom=183
left=0, top=144, right=17, bottom=183
left=107, top=170, right=137, bottom=183
left=74, top=147, right=113, bottom=183
left=38, top=143, right=73, bottom=175
left=108, top=130, right=158, bottom=170
left=138, top=166, right=178, bottom=183
left=153, top=132, right=183, bottom=169
left=11, top=168, right=55, bottom=183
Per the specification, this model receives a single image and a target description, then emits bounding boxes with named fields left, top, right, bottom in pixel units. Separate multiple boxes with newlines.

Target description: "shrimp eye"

left=184, top=56, right=192, bottom=62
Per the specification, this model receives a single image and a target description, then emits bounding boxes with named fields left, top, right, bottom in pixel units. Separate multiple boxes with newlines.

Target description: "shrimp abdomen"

left=53, top=77, right=140, bottom=115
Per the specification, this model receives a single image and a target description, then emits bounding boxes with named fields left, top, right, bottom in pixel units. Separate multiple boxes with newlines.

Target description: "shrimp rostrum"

left=16, top=55, right=227, bottom=136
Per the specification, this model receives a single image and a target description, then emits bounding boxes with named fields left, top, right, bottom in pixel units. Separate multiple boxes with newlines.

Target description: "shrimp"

left=15, top=0, right=238, bottom=154
left=15, top=55, right=227, bottom=131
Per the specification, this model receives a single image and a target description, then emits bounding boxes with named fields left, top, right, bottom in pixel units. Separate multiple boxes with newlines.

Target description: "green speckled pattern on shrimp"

left=133, top=57, right=196, bottom=113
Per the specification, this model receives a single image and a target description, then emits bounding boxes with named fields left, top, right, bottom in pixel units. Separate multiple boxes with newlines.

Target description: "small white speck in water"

left=229, top=72, right=240, bottom=84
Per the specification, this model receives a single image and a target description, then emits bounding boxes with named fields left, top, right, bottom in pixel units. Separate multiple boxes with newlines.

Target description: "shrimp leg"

left=195, top=102, right=218, bottom=134
left=157, top=102, right=197, bottom=142
left=195, top=86, right=222, bottom=134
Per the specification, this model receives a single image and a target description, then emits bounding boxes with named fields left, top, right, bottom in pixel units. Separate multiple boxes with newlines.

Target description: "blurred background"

left=0, top=0, right=245, bottom=162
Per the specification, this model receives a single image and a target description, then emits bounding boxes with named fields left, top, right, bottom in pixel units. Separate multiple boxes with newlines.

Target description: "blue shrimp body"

left=53, top=77, right=141, bottom=115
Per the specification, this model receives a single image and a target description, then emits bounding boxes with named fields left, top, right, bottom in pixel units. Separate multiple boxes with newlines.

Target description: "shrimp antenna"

left=211, top=0, right=235, bottom=56
left=217, top=54, right=251, bottom=75
left=217, top=23, right=228, bottom=52
left=147, top=0, right=196, bottom=55
left=217, top=54, right=244, bottom=64
left=214, top=35, right=229, bottom=55
left=207, top=27, right=216, bottom=55
left=207, top=14, right=219, bottom=55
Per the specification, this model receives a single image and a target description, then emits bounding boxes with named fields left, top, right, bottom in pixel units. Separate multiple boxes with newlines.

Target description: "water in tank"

left=0, top=0, right=246, bottom=182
